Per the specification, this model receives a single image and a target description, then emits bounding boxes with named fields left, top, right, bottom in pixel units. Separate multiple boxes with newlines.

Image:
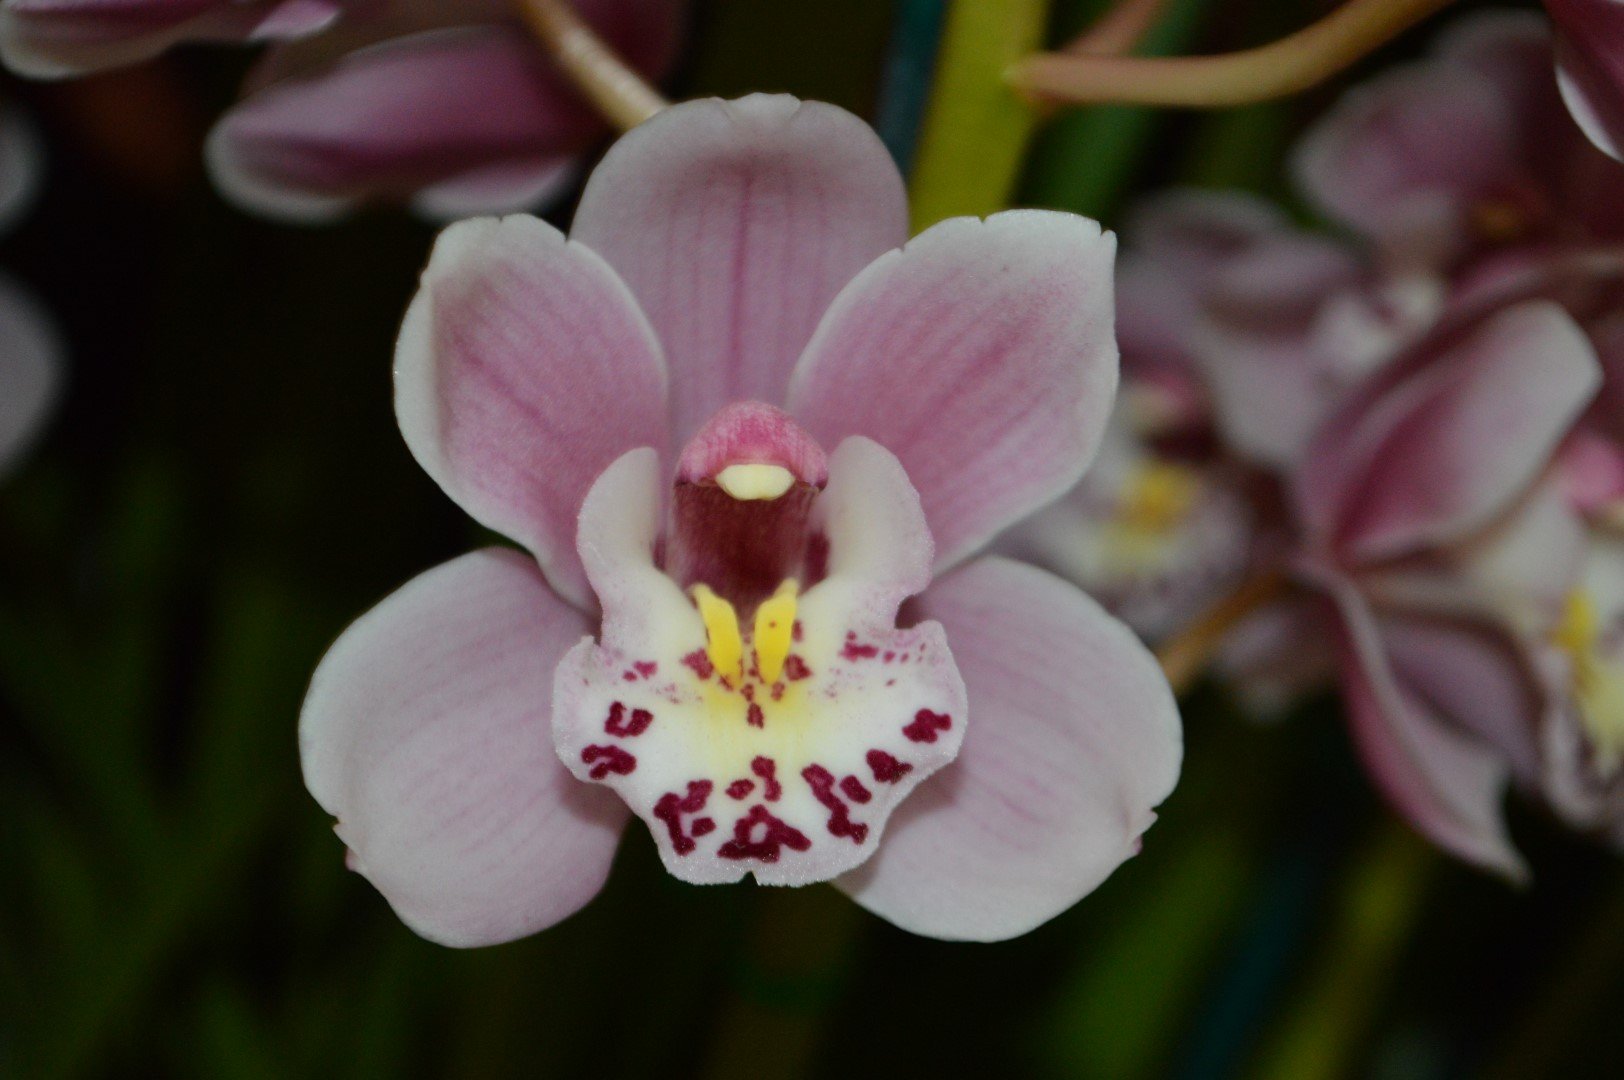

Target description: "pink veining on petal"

left=675, top=400, right=828, bottom=486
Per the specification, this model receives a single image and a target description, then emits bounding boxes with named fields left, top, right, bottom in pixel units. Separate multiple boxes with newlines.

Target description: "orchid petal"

left=1324, top=571, right=1526, bottom=879
left=1292, top=56, right=1517, bottom=263
left=207, top=26, right=602, bottom=223
left=1298, top=301, right=1599, bottom=564
left=300, top=548, right=628, bottom=947
left=394, top=213, right=668, bottom=610
left=571, top=94, right=908, bottom=441
left=838, top=556, right=1181, bottom=941
left=0, top=272, right=60, bottom=479
left=1549, top=0, right=1624, bottom=161
left=788, top=210, right=1118, bottom=571
left=0, top=0, right=337, bottom=78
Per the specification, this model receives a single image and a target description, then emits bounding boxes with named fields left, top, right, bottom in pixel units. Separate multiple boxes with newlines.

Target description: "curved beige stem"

left=1156, top=571, right=1287, bottom=695
left=515, top=0, right=667, bottom=131
left=1013, top=0, right=1459, bottom=108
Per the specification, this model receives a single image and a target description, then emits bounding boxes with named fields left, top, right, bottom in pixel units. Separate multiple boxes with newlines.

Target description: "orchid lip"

left=553, top=436, right=967, bottom=887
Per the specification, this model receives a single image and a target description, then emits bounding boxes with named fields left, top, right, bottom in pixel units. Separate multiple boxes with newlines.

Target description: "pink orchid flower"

left=206, top=0, right=684, bottom=221
left=1291, top=299, right=1601, bottom=877
left=0, top=0, right=340, bottom=77
left=1295, top=12, right=1624, bottom=274
left=0, top=104, right=60, bottom=479
left=299, top=95, right=1182, bottom=946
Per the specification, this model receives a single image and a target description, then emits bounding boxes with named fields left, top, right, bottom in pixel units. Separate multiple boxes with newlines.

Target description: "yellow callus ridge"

left=753, top=579, right=799, bottom=685
left=692, top=584, right=744, bottom=684
left=1555, top=590, right=1624, bottom=772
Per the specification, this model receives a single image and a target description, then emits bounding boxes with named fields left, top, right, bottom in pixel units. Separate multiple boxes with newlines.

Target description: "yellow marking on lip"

left=716, top=463, right=795, bottom=501
left=753, top=579, right=799, bottom=685
left=1556, top=590, right=1624, bottom=774
left=692, top=584, right=744, bottom=684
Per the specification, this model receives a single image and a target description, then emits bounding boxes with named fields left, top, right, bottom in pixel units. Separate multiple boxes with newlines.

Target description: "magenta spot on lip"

left=840, top=775, right=873, bottom=804
left=717, top=804, right=812, bottom=862
left=681, top=650, right=714, bottom=680
left=752, top=756, right=782, bottom=801
left=634, top=660, right=658, bottom=678
left=726, top=779, right=755, bottom=800
left=842, top=632, right=879, bottom=660
left=867, top=749, right=913, bottom=783
left=654, top=780, right=714, bottom=855
left=803, top=764, right=868, bottom=844
left=902, top=709, right=952, bottom=744
left=691, top=817, right=716, bottom=837
left=783, top=655, right=812, bottom=681
left=581, top=744, right=637, bottom=780
left=746, top=702, right=765, bottom=728
left=604, top=701, right=654, bottom=738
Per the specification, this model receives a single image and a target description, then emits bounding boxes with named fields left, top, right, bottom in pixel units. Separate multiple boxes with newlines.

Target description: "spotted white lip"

left=553, top=437, right=967, bottom=887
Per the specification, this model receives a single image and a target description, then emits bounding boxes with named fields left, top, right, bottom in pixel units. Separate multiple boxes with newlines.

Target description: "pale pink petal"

left=1298, top=301, right=1599, bottom=563
left=0, top=0, right=337, bottom=77
left=1549, top=0, right=1624, bottom=161
left=206, top=26, right=602, bottom=223
left=300, top=548, right=629, bottom=947
left=0, top=272, right=61, bottom=478
left=1292, top=56, right=1519, bottom=264
left=571, top=94, right=908, bottom=440
left=1322, top=570, right=1526, bottom=878
left=1380, top=614, right=1543, bottom=784
left=394, top=214, right=668, bottom=610
left=0, top=105, right=42, bottom=229
left=1191, top=232, right=1373, bottom=467
left=1115, top=188, right=1286, bottom=379
left=788, top=211, right=1118, bottom=571
left=838, top=556, right=1181, bottom=941
left=410, top=159, right=577, bottom=223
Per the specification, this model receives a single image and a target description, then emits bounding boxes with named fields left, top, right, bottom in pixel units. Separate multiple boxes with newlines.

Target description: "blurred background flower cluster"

left=3, top=0, right=1624, bottom=1077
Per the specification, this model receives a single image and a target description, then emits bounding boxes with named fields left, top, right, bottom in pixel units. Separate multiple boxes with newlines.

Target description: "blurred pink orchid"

left=206, top=0, right=685, bottom=221
left=0, top=104, right=61, bottom=479
left=1291, top=301, right=1600, bottom=878
left=300, top=95, right=1181, bottom=946
left=1295, top=12, right=1624, bottom=273
left=0, top=0, right=340, bottom=77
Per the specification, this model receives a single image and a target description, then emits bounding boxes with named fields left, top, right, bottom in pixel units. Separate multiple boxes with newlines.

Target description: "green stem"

left=1251, top=821, right=1437, bottom=1080
left=1012, top=0, right=1460, bottom=108
left=698, top=886, right=866, bottom=1080
left=907, top=0, right=1053, bottom=230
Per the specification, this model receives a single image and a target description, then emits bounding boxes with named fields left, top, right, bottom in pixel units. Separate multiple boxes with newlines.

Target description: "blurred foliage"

left=1, top=1, right=1623, bottom=1078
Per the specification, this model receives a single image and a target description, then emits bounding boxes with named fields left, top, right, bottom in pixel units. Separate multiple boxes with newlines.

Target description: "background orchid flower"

left=0, top=103, right=60, bottom=478
left=0, top=0, right=339, bottom=77
left=299, top=94, right=1181, bottom=946
left=1290, top=299, right=1601, bottom=878
left=206, top=0, right=685, bottom=221
left=1295, top=12, right=1624, bottom=274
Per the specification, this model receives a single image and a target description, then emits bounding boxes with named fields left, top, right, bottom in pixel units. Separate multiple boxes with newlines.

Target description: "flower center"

left=1554, top=589, right=1624, bottom=776
left=552, top=429, right=968, bottom=887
